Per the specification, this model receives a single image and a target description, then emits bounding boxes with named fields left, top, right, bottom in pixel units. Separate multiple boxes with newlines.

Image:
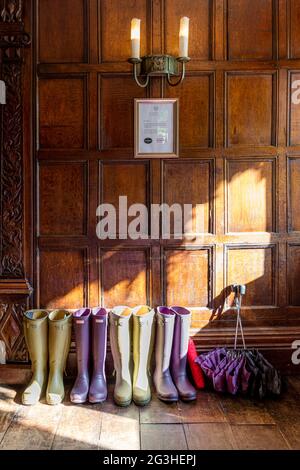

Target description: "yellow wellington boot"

left=46, top=310, right=72, bottom=406
left=22, top=310, right=49, bottom=406
left=132, top=306, right=155, bottom=406
left=110, top=306, right=133, bottom=407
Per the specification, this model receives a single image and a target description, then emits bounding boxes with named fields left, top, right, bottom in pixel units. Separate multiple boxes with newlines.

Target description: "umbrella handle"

left=233, top=285, right=246, bottom=349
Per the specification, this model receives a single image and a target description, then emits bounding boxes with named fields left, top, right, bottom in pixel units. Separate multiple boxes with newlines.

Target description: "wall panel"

left=163, top=160, right=214, bottom=235
left=38, top=249, right=87, bottom=309
left=163, top=248, right=212, bottom=307
left=226, top=245, right=276, bottom=307
left=100, top=249, right=149, bottom=307
left=288, top=157, right=300, bottom=231
left=100, top=161, right=150, bottom=237
left=39, top=76, right=86, bottom=149
left=226, top=158, right=276, bottom=233
left=289, top=72, right=300, bottom=146
left=39, top=162, right=87, bottom=236
left=227, top=0, right=275, bottom=60
left=288, top=244, right=300, bottom=306
left=100, top=0, right=149, bottom=62
left=226, top=72, right=276, bottom=146
left=38, top=0, right=87, bottom=63
left=289, top=0, right=300, bottom=59
left=165, top=0, right=212, bottom=60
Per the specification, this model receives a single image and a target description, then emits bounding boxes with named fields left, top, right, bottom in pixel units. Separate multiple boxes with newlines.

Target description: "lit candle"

left=179, top=16, right=190, bottom=58
left=131, top=18, right=141, bottom=59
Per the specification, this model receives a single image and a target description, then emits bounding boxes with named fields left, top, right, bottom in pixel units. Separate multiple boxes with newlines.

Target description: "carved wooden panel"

left=226, top=72, right=276, bottom=146
left=227, top=0, right=274, bottom=60
left=0, top=300, right=28, bottom=362
left=288, top=157, right=300, bottom=232
left=166, top=73, right=214, bottom=148
left=226, top=159, right=275, bottom=233
left=101, top=161, right=149, bottom=237
left=226, top=245, right=276, bottom=307
left=38, top=249, right=87, bottom=309
left=39, top=162, right=87, bottom=236
left=100, top=249, right=149, bottom=307
left=288, top=244, right=300, bottom=306
left=289, top=0, right=300, bottom=59
left=163, top=247, right=212, bottom=307
left=100, top=0, right=148, bottom=62
left=163, top=160, right=213, bottom=235
left=289, top=72, right=300, bottom=146
left=100, top=75, right=146, bottom=150
left=38, top=0, right=87, bottom=63
left=165, top=0, right=211, bottom=60
left=0, top=61, right=24, bottom=278
left=39, top=76, right=86, bottom=149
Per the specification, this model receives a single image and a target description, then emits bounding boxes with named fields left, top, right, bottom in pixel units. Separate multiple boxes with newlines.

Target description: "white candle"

left=179, top=16, right=190, bottom=58
left=131, top=18, right=141, bottom=59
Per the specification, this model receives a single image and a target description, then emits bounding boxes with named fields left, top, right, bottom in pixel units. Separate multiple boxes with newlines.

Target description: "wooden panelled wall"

left=2, top=0, right=300, bottom=371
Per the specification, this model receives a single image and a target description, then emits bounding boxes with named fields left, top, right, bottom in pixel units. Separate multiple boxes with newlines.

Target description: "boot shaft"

left=171, top=306, right=192, bottom=373
left=73, top=308, right=91, bottom=374
left=91, top=307, right=108, bottom=375
left=23, top=310, right=49, bottom=370
left=155, top=307, right=176, bottom=375
left=132, top=306, right=155, bottom=391
left=48, top=309, right=72, bottom=372
left=109, top=306, right=132, bottom=383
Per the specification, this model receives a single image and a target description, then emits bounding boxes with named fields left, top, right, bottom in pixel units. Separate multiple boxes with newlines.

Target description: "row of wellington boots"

left=110, top=306, right=155, bottom=407
left=70, top=308, right=108, bottom=404
left=154, top=306, right=197, bottom=403
left=22, top=309, right=72, bottom=406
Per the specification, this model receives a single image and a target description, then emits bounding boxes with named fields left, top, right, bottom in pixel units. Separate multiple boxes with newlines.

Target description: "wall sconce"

left=128, top=17, right=190, bottom=88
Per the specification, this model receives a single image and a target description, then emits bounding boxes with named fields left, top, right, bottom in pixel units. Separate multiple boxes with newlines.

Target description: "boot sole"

left=180, top=396, right=197, bottom=402
left=114, top=398, right=132, bottom=407
left=133, top=398, right=151, bottom=407
left=157, top=395, right=178, bottom=404
left=89, top=397, right=108, bottom=404
left=70, top=398, right=88, bottom=404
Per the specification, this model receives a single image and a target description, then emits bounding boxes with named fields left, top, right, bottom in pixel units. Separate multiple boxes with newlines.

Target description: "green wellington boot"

left=22, top=310, right=49, bottom=406
left=132, top=306, right=155, bottom=406
left=110, top=306, right=133, bottom=407
left=46, top=310, right=72, bottom=406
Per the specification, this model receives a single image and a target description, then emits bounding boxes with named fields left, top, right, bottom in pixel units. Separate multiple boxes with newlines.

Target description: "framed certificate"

left=134, top=99, right=179, bottom=158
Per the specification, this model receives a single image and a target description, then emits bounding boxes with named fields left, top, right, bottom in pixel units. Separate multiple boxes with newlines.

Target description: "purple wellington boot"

left=89, top=307, right=108, bottom=403
left=170, top=307, right=197, bottom=402
left=70, top=308, right=91, bottom=404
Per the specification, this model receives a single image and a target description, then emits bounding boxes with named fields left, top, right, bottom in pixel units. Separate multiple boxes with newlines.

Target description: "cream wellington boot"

left=132, top=306, right=155, bottom=406
left=22, top=310, right=49, bottom=405
left=46, top=310, right=72, bottom=405
left=109, top=306, right=133, bottom=407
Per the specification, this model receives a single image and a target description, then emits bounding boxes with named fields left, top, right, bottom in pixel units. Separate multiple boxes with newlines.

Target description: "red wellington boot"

left=187, top=339, right=205, bottom=389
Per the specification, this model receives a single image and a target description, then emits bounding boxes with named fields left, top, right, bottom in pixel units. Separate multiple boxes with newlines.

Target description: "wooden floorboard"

left=0, top=385, right=21, bottom=444
left=141, top=424, right=187, bottom=450
left=231, top=425, right=290, bottom=450
left=184, top=423, right=236, bottom=450
left=0, top=381, right=299, bottom=450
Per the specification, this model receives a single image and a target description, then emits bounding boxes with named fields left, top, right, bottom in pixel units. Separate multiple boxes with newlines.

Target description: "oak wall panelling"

left=288, top=156, right=300, bottom=232
left=287, top=243, right=300, bottom=306
left=38, top=0, right=88, bottom=63
left=226, top=0, right=276, bottom=60
left=226, top=158, right=276, bottom=233
left=2, top=0, right=300, bottom=372
left=225, top=72, right=277, bottom=147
